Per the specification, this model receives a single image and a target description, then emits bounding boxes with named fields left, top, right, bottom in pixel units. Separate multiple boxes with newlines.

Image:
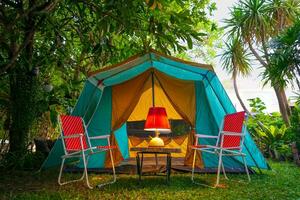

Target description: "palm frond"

left=221, top=36, right=252, bottom=77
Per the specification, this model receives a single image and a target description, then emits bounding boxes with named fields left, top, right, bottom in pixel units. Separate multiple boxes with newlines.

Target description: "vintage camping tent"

left=41, top=50, right=268, bottom=171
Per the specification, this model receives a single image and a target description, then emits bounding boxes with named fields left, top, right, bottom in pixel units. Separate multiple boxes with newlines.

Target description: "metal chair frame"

left=191, top=113, right=251, bottom=188
left=57, top=115, right=116, bottom=189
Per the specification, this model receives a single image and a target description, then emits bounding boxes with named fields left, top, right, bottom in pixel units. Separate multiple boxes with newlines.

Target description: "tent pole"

left=81, top=82, right=102, bottom=119
left=86, top=87, right=105, bottom=127
left=151, top=71, right=155, bottom=107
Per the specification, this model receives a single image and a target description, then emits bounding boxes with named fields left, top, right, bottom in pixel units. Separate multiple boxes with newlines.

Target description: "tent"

left=41, top=50, right=268, bottom=171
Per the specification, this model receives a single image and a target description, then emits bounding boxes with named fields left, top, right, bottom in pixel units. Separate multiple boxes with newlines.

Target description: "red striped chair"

left=58, top=115, right=116, bottom=189
left=191, top=111, right=251, bottom=187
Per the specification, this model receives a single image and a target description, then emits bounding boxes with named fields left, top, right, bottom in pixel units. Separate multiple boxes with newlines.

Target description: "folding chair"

left=58, top=115, right=116, bottom=189
left=191, top=111, right=251, bottom=187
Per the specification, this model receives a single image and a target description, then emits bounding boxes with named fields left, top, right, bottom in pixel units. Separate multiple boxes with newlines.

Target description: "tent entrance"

left=113, top=72, right=197, bottom=170
left=127, top=72, right=191, bottom=158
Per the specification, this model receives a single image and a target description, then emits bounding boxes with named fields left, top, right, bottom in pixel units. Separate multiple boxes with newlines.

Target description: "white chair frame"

left=58, top=116, right=116, bottom=189
left=191, top=118, right=251, bottom=188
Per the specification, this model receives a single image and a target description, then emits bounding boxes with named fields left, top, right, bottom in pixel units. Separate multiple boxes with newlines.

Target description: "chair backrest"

left=221, top=111, right=246, bottom=149
left=60, top=115, right=88, bottom=152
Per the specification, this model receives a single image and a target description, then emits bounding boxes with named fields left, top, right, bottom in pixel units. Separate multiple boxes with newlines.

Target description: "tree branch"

left=260, top=30, right=270, bottom=64
left=0, top=27, right=35, bottom=75
left=32, top=0, right=58, bottom=14
left=247, top=41, right=268, bottom=68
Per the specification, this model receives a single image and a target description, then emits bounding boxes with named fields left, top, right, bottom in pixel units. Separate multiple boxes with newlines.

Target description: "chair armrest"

left=97, top=145, right=117, bottom=149
left=61, top=134, right=84, bottom=139
left=191, top=144, right=219, bottom=149
left=89, top=135, right=110, bottom=140
left=195, top=134, right=218, bottom=139
left=221, top=131, right=245, bottom=136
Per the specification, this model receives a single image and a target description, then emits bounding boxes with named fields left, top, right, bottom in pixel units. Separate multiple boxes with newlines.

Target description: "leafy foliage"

left=252, top=124, right=291, bottom=159
left=247, top=98, right=294, bottom=160
left=0, top=0, right=218, bottom=165
left=248, top=98, right=267, bottom=113
left=221, top=37, right=252, bottom=77
left=223, top=0, right=300, bottom=125
left=220, top=36, right=252, bottom=113
left=224, top=0, right=300, bottom=44
left=287, top=103, right=300, bottom=150
left=263, top=20, right=300, bottom=89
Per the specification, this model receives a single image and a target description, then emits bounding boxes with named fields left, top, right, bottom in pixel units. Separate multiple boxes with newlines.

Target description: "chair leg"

left=82, top=152, right=93, bottom=189
left=109, top=148, right=117, bottom=183
left=191, top=149, right=197, bottom=182
left=80, top=155, right=89, bottom=181
left=58, top=156, right=85, bottom=186
left=242, top=156, right=251, bottom=182
left=221, top=160, right=228, bottom=180
left=58, top=158, right=65, bottom=185
left=190, top=149, right=218, bottom=188
left=215, top=150, right=223, bottom=187
left=97, top=149, right=117, bottom=188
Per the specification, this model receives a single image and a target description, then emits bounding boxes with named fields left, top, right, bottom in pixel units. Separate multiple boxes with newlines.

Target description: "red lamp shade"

left=144, top=107, right=171, bottom=133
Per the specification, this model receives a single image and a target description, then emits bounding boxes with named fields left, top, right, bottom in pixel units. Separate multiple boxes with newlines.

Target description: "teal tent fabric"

left=41, top=51, right=269, bottom=171
left=77, top=86, right=112, bottom=168
left=114, top=123, right=130, bottom=160
left=103, top=61, right=151, bottom=86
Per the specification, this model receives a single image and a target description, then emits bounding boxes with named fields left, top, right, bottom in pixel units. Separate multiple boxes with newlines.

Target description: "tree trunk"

left=9, top=72, right=39, bottom=154
left=280, top=88, right=291, bottom=116
left=247, top=41, right=291, bottom=125
left=232, top=69, right=273, bottom=134
left=232, top=71, right=251, bottom=114
left=274, top=86, right=291, bottom=125
left=247, top=41, right=268, bottom=67
left=291, top=142, right=300, bottom=166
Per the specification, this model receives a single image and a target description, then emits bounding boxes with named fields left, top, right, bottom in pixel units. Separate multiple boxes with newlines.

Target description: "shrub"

left=0, top=151, right=46, bottom=170
left=287, top=103, right=300, bottom=150
left=247, top=98, right=293, bottom=160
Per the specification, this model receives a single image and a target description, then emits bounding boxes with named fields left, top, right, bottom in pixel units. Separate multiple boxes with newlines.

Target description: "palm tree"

left=268, top=0, right=300, bottom=34
left=221, top=37, right=252, bottom=114
left=264, top=20, right=300, bottom=90
left=224, top=0, right=300, bottom=125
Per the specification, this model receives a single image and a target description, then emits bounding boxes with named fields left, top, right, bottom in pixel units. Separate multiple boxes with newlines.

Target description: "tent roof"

left=88, top=49, right=214, bottom=77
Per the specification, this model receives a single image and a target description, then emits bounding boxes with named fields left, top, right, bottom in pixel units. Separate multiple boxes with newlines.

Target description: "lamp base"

left=149, top=137, right=165, bottom=147
left=148, top=131, right=164, bottom=147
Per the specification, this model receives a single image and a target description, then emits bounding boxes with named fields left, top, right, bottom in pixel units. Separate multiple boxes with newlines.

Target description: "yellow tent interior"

left=107, top=69, right=203, bottom=169
left=127, top=73, right=191, bottom=160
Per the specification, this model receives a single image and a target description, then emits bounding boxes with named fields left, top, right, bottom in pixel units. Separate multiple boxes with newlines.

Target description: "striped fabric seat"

left=60, top=115, right=88, bottom=152
left=222, top=111, right=245, bottom=149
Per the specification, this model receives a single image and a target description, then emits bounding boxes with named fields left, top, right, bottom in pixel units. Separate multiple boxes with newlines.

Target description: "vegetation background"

left=0, top=0, right=299, bottom=174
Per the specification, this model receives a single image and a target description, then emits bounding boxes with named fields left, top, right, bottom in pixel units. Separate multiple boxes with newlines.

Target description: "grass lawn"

left=0, top=161, right=299, bottom=200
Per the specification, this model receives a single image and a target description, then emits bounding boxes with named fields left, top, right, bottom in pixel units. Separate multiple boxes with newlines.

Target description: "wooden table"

left=130, top=147, right=181, bottom=183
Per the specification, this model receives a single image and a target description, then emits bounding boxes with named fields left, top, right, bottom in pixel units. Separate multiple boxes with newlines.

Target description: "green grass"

left=0, top=161, right=300, bottom=200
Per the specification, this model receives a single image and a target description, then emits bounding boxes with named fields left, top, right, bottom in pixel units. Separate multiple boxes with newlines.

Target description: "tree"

left=224, top=0, right=300, bottom=125
left=0, top=0, right=216, bottom=160
left=221, top=37, right=252, bottom=114
left=264, top=20, right=300, bottom=90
